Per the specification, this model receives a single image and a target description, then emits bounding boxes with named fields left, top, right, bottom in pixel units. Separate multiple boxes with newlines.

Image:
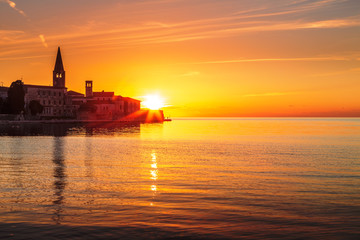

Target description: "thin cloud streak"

left=179, top=57, right=349, bottom=65
left=1, top=0, right=359, bottom=58
left=39, top=34, right=48, bottom=48
left=243, top=92, right=299, bottom=97
left=0, top=54, right=51, bottom=61
left=177, top=71, right=200, bottom=77
left=310, top=67, right=360, bottom=77
left=4, top=0, right=26, bottom=16
left=2, top=15, right=359, bottom=52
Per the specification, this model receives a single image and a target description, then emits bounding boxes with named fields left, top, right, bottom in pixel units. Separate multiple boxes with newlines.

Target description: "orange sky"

left=1, top=0, right=360, bottom=117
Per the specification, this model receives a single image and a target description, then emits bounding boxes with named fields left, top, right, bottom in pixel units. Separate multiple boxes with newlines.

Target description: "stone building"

left=2, top=46, right=142, bottom=120
left=0, top=87, right=8, bottom=101
left=24, top=84, right=72, bottom=117
left=72, top=80, right=141, bottom=120
left=22, top=47, right=73, bottom=118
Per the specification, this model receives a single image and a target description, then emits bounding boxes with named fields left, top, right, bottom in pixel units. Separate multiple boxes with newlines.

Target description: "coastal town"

left=0, top=47, right=164, bottom=123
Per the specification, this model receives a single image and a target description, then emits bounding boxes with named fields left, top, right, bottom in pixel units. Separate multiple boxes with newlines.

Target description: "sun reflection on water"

left=150, top=150, right=158, bottom=206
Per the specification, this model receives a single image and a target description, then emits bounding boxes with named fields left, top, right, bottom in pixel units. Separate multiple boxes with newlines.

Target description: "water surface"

left=0, top=118, right=359, bottom=239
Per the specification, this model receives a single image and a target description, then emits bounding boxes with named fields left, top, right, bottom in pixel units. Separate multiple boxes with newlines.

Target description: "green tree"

left=8, top=80, right=25, bottom=114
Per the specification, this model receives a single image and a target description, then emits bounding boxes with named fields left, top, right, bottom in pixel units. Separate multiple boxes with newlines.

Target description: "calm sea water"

left=0, top=118, right=359, bottom=239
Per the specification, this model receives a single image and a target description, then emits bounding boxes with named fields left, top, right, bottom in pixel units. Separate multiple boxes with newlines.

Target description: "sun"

left=142, top=94, right=165, bottom=110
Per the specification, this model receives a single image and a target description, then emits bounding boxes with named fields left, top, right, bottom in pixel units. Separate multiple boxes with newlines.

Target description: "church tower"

left=85, top=80, right=93, bottom=97
left=53, top=47, right=65, bottom=88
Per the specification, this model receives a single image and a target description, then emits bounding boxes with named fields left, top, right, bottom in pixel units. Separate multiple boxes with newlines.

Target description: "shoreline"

left=0, top=119, right=157, bottom=125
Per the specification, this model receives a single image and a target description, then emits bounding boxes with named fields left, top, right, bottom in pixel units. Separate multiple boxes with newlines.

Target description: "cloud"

left=0, top=54, right=50, bottom=61
left=144, top=21, right=170, bottom=28
left=178, top=71, right=200, bottom=77
left=4, top=0, right=26, bottom=17
left=1, top=0, right=359, bottom=57
left=300, top=19, right=360, bottom=29
left=243, top=92, right=298, bottom=97
left=178, top=56, right=348, bottom=65
left=0, top=29, right=24, bottom=38
left=48, top=15, right=360, bottom=48
left=309, top=66, right=360, bottom=77
left=38, top=34, right=48, bottom=48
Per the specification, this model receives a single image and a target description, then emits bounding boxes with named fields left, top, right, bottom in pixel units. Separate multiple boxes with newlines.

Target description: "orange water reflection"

left=0, top=119, right=359, bottom=239
left=150, top=150, right=158, bottom=206
left=52, top=137, right=66, bottom=225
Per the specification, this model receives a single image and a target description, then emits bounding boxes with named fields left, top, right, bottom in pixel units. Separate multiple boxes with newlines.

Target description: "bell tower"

left=85, top=80, right=93, bottom=97
left=53, top=47, right=65, bottom=88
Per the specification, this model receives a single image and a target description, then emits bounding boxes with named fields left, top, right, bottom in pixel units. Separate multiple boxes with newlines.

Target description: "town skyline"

left=1, top=0, right=360, bottom=117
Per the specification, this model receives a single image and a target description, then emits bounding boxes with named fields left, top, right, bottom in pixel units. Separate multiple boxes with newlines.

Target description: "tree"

left=7, top=80, right=25, bottom=114
left=29, top=100, right=43, bottom=115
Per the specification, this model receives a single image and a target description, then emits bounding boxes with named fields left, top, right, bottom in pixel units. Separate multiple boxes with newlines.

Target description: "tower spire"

left=54, top=47, right=64, bottom=72
left=53, top=47, right=65, bottom=88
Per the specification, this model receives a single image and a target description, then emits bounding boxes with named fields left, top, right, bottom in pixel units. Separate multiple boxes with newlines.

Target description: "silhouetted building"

left=21, top=47, right=73, bottom=118
left=53, top=47, right=65, bottom=88
left=2, top=47, right=142, bottom=120
left=0, top=86, right=8, bottom=101
left=24, top=84, right=72, bottom=117
left=73, top=80, right=140, bottom=120
left=85, top=80, right=93, bottom=98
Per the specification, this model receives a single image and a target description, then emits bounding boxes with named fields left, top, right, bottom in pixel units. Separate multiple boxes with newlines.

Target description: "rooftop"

left=93, top=91, right=114, bottom=98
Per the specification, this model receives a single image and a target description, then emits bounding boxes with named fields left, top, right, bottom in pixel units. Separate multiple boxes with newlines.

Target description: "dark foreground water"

left=0, top=118, right=359, bottom=239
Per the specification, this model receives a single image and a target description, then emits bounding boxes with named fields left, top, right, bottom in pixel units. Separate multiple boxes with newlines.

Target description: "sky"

left=0, top=0, right=360, bottom=117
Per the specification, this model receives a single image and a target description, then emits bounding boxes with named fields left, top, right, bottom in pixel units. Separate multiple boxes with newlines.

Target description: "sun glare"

left=142, top=94, right=165, bottom=110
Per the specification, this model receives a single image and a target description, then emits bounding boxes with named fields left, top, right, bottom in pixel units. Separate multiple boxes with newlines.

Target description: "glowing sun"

left=142, top=94, right=165, bottom=110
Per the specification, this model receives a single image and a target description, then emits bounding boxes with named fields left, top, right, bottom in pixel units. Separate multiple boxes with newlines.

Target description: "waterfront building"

left=0, top=87, right=8, bottom=101
left=73, top=80, right=140, bottom=120
left=2, top=47, right=142, bottom=120
left=22, top=47, right=73, bottom=118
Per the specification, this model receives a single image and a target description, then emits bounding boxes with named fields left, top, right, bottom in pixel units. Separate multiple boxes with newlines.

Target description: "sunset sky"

left=1, top=0, right=359, bottom=117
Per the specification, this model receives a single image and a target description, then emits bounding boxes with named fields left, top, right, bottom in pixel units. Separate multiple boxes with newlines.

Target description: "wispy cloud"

left=177, top=71, right=200, bottom=77
left=178, top=57, right=349, bottom=65
left=0, top=54, right=51, bottom=61
left=0, top=29, right=24, bottom=39
left=310, top=66, right=360, bottom=77
left=38, top=34, right=48, bottom=48
left=243, top=92, right=299, bottom=97
left=4, top=0, right=26, bottom=16
left=1, top=0, right=359, bottom=57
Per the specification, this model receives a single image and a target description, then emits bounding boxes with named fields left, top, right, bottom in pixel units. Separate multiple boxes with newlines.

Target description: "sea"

left=0, top=118, right=359, bottom=239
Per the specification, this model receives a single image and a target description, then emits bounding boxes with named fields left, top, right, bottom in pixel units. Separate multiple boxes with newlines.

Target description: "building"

left=23, top=47, right=73, bottom=118
left=72, top=80, right=141, bottom=120
left=0, top=86, right=8, bottom=102
left=2, top=47, right=143, bottom=120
